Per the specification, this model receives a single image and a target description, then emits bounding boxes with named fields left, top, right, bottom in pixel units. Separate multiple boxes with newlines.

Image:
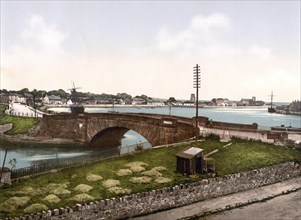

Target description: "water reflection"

left=0, top=130, right=151, bottom=169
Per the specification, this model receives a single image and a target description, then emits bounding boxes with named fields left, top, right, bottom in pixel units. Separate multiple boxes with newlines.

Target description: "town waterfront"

left=49, top=105, right=301, bottom=128
left=1, top=106, right=300, bottom=169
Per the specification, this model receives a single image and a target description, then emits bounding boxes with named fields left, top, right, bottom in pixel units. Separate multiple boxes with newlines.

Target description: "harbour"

left=1, top=106, right=300, bottom=169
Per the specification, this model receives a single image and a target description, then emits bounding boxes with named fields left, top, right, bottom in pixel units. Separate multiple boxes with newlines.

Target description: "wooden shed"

left=175, top=147, right=204, bottom=175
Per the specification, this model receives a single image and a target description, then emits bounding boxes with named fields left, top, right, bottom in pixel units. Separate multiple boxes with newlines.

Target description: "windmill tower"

left=68, top=82, right=85, bottom=113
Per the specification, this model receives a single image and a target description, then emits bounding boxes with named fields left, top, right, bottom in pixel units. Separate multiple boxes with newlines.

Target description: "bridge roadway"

left=36, top=112, right=199, bottom=147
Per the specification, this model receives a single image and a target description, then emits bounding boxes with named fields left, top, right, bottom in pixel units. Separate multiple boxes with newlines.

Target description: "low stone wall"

left=194, top=117, right=258, bottom=131
left=12, top=161, right=301, bottom=220
left=209, top=121, right=258, bottom=131
left=200, top=127, right=275, bottom=144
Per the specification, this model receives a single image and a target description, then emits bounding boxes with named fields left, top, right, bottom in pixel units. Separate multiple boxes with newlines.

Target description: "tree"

left=20, top=88, right=29, bottom=94
left=167, top=97, right=177, bottom=103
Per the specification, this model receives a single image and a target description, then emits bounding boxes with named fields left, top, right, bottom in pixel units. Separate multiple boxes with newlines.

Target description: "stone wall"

left=13, top=161, right=301, bottom=220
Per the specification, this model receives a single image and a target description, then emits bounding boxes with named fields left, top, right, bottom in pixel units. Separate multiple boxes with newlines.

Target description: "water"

left=50, top=106, right=301, bottom=128
left=1, top=106, right=300, bottom=169
left=0, top=130, right=148, bottom=169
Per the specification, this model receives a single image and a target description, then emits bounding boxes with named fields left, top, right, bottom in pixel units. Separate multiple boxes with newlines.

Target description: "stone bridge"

left=37, top=113, right=198, bottom=147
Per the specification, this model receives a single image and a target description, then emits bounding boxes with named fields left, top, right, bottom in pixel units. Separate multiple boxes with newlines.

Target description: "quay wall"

left=200, top=127, right=275, bottom=144
left=12, top=161, right=301, bottom=220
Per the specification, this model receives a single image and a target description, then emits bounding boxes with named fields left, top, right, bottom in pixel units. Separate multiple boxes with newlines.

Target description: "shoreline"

left=46, top=104, right=301, bottom=116
left=46, top=104, right=269, bottom=109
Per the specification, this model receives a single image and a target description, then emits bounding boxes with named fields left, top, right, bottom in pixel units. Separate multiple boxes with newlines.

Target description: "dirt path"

left=131, top=176, right=301, bottom=220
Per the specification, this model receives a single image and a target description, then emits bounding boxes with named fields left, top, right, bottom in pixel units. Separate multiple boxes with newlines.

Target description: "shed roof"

left=175, top=147, right=204, bottom=159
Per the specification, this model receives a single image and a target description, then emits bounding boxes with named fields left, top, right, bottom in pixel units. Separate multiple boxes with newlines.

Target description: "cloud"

left=22, top=15, right=67, bottom=50
left=156, top=13, right=229, bottom=51
left=1, top=13, right=299, bottom=102
left=152, top=13, right=299, bottom=101
left=1, top=15, right=70, bottom=90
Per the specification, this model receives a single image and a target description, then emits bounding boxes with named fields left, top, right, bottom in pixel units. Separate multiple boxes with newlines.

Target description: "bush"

left=0, top=104, right=8, bottom=114
left=207, top=133, right=220, bottom=141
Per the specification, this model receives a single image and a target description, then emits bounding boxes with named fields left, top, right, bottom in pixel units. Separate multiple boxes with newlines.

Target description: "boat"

left=268, top=91, right=276, bottom=113
left=70, top=104, right=85, bottom=113
left=268, top=107, right=276, bottom=113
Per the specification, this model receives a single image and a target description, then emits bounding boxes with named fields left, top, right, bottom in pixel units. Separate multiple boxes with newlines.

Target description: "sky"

left=0, top=1, right=300, bottom=102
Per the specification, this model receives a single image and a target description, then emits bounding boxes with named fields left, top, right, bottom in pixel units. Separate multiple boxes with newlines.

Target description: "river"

left=1, top=106, right=300, bottom=169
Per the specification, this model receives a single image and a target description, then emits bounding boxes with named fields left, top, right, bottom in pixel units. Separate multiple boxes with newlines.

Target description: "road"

left=205, top=190, right=301, bottom=220
left=131, top=176, right=301, bottom=220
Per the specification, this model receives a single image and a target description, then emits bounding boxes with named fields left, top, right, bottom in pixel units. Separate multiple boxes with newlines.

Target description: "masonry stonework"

left=37, top=113, right=198, bottom=146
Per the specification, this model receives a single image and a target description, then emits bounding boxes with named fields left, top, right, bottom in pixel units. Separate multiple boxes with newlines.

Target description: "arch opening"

left=89, top=127, right=152, bottom=155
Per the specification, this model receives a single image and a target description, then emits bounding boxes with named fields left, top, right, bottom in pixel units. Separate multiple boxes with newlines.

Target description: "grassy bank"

left=0, top=138, right=300, bottom=218
left=0, top=104, right=8, bottom=114
left=0, top=115, right=40, bottom=135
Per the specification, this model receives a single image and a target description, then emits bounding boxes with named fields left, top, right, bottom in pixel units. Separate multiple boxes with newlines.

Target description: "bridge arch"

left=90, top=127, right=129, bottom=147
left=37, top=113, right=198, bottom=146
left=89, top=126, right=151, bottom=149
left=86, top=113, right=167, bottom=147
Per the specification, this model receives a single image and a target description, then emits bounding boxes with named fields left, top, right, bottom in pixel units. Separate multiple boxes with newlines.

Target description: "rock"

left=24, top=203, right=48, bottom=214
left=142, top=169, right=162, bottom=177
left=155, top=177, right=172, bottom=184
left=43, top=194, right=61, bottom=204
left=86, top=174, right=103, bottom=182
left=152, top=166, right=167, bottom=172
left=5, top=196, right=31, bottom=208
left=124, top=161, right=148, bottom=172
left=129, top=176, right=152, bottom=184
left=116, top=169, right=133, bottom=176
left=51, top=188, right=71, bottom=195
left=74, top=184, right=93, bottom=193
left=108, top=187, right=132, bottom=195
left=102, top=179, right=120, bottom=188
left=70, top=194, right=94, bottom=203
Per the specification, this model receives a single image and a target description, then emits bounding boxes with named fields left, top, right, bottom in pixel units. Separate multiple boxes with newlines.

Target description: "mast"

left=268, top=91, right=276, bottom=113
left=269, top=91, right=274, bottom=108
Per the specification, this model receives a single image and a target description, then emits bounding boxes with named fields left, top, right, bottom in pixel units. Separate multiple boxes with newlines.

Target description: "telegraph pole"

left=193, top=64, right=201, bottom=121
left=193, top=64, right=201, bottom=140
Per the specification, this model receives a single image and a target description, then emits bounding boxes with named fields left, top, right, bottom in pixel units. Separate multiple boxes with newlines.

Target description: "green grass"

left=0, top=104, right=8, bottom=114
left=0, top=115, right=40, bottom=135
left=213, top=139, right=301, bottom=175
left=0, top=138, right=300, bottom=218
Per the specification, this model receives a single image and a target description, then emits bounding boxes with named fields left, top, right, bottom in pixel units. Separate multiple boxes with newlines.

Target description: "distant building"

left=9, top=93, right=26, bottom=104
left=183, top=101, right=195, bottom=106
left=239, top=97, right=264, bottom=106
left=275, top=100, right=301, bottom=115
left=43, top=95, right=62, bottom=105
left=289, top=100, right=301, bottom=112
left=0, top=93, right=9, bottom=103
left=212, top=98, right=230, bottom=106
left=190, top=94, right=196, bottom=103
left=132, top=97, right=146, bottom=105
